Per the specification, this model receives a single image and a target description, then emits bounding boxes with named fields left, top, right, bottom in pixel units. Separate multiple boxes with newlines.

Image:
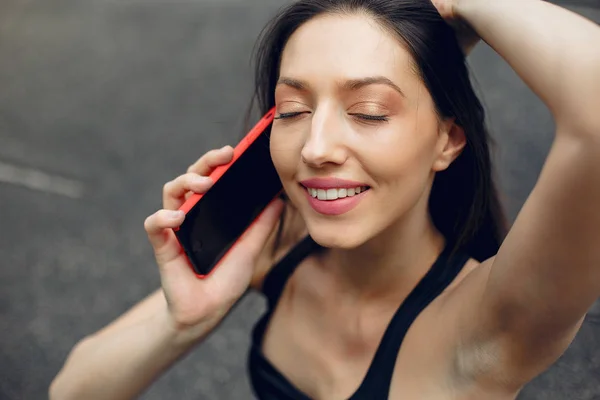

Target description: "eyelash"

left=350, top=113, right=389, bottom=122
left=274, top=112, right=306, bottom=120
left=274, top=112, right=389, bottom=122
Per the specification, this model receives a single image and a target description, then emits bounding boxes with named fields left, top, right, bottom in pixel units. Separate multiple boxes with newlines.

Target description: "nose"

left=300, top=109, right=348, bottom=168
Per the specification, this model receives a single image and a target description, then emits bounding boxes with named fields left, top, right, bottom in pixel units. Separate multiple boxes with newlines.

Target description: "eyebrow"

left=276, top=76, right=405, bottom=97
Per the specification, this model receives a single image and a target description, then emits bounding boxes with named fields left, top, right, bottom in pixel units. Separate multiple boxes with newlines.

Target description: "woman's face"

left=270, top=13, right=464, bottom=249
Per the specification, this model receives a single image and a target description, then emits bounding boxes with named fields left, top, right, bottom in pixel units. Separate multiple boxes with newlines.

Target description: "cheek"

left=269, top=128, right=303, bottom=180
left=361, top=123, right=439, bottom=185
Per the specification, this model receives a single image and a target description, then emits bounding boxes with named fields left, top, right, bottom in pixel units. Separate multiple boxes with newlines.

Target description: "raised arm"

left=444, top=0, right=600, bottom=388
left=459, top=0, right=600, bottom=130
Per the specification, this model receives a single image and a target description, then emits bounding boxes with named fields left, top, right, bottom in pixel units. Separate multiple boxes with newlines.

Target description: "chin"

left=305, top=220, right=370, bottom=249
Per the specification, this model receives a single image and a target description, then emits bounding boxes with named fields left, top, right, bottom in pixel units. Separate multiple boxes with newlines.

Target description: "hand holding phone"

left=174, top=108, right=283, bottom=277
left=143, top=145, right=284, bottom=335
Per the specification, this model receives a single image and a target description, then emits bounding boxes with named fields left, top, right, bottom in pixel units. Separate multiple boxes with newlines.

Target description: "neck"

left=320, top=202, right=446, bottom=302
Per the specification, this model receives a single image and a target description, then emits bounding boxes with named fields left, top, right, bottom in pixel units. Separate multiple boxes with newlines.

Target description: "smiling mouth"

left=303, top=186, right=370, bottom=201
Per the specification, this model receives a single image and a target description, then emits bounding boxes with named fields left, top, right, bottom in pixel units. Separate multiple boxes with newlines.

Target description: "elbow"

left=49, top=373, right=69, bottom=400
left=49, top=337, right=93, bottom=400
left=49, top=372, right=83, bottom=400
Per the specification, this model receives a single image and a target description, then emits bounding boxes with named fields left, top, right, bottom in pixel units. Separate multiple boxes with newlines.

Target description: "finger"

left=187, top=146, right=234, bottom=176
left=163, top=173, right=214, bottom=210
left=430, top=0, right=455, bottom=19
left=144, top=209, right=186, bottom=264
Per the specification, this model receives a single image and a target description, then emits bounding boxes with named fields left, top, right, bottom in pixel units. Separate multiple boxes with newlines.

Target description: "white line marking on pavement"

left=0, top=161, right=84, bottom=199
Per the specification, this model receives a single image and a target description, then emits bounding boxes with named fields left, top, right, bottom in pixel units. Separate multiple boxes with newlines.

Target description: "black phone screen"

left=175, top=130, right=283, bottom=276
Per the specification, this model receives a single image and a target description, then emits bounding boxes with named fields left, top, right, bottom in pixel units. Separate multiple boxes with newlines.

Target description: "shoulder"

left=250, top=199, right=308, bottom=292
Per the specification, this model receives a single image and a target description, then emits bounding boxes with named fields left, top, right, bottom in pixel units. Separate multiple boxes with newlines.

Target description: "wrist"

left=156, top=303, right=226, bottom=349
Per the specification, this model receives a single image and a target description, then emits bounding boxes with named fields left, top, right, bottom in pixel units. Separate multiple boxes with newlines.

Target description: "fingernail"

left=192, top=175, right=211, bottom=185
left=168, top=210, right=184, bottom=219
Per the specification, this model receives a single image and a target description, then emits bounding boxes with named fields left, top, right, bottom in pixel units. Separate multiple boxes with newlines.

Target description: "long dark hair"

left=245, top=0, right=508, bottom=262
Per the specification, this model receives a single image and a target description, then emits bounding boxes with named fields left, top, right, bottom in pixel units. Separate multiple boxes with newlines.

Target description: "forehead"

left=279, top=13, right=416, bottom=82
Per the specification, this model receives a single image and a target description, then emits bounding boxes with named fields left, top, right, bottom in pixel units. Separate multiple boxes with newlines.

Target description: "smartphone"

left=174, top=107, right=283, bottom=278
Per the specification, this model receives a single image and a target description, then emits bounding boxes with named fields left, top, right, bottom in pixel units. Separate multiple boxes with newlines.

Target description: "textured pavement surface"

left=0, top=1, right=599, bottom=399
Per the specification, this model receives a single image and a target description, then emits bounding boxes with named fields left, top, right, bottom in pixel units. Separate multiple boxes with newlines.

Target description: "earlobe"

left=433, top=121, right=467, bottom=172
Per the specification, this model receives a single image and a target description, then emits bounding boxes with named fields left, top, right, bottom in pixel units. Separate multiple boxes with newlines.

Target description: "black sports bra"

left=248, top=236, right=470, bottom=399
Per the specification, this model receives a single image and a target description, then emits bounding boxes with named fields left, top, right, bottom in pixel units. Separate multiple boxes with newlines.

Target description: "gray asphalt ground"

left=0, top=1, right=599, bottom=399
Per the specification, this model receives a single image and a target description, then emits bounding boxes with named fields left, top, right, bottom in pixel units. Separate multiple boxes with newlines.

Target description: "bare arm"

left=461, top=0, right=600, bottom=131
left=50, top=291, right=217, bottom=400
left=452, top=0, right=600, bottom=387
left=52, top=198, right=300, bottom=400
left=50, top=147, right=284, bottom=399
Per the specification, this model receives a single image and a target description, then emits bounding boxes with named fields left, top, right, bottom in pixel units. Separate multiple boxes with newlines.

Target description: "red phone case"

left=174, top=106, right=278, bottom=279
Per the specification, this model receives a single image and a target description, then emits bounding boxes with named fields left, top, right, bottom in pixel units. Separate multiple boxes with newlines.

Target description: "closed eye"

left=274, top=111, right=310, bottom=120
left=349, top=113, right=389, bottom=122
left=274, top=111, right=389, bottom=123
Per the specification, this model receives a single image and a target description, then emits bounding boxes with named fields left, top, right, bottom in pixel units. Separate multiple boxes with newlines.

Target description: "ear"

left=432, top=118, right=466, bottom=172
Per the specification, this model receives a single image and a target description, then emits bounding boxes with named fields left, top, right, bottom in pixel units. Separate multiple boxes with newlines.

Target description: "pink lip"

left=299, top=177, right=368, bottom=189
left=303, top=187, right=369, bottom=216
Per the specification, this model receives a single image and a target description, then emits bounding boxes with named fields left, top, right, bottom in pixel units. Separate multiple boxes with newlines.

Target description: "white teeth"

left=307, top=186, right=368, bottom=201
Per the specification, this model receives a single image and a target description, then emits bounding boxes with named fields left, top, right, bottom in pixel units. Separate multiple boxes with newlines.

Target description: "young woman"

left=50, top=0, right=600, bottom=399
